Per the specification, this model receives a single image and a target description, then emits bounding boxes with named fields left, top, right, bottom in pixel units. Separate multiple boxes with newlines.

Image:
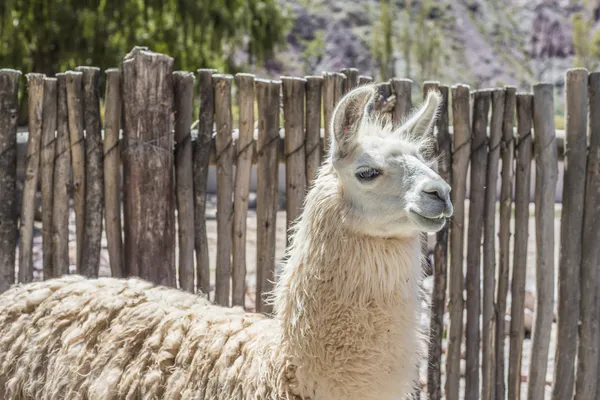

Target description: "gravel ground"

left=20, top=196, right=560, bottom=399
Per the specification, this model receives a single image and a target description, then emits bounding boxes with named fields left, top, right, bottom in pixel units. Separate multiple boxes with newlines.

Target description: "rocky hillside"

left=249, top=0, right=600, bottom=99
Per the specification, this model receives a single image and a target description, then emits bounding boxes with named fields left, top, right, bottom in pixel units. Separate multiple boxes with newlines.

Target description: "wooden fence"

left=0, top=47, right=598, bottom=400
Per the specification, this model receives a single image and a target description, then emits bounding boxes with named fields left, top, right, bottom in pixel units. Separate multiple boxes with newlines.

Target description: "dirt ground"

left=22, top=197, right=560, bottom=399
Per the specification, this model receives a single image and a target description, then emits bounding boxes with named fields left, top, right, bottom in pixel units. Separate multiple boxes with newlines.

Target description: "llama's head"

left=328, top=83, right=453, bottom=238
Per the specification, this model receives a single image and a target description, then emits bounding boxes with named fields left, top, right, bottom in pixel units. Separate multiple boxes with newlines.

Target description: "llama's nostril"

left=423, top=189, right=445, bottom=202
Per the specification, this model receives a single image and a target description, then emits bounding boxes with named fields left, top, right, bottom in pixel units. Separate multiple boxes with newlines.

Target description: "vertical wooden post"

left=527, top=83, right=558, bottom=400
left=65, top=71, right=85, bottom=272
left=103, top=68, right=123, bottom=278
left=427, top=84, right=450, bottom=400
left=53, top=73, right=71, bottom=277
left=322, top=72, right=345, bottom=156
left=40, top=77, right=58, bottom=280
left=465, top=89, right=491, bottom=400
left=341, top=68, right=359, bottom=94
left=576, top=72, right=600, bottom=400
left=213, top=74, right=235, bottom=306
left=495, top=86, right=517, bottom=400
left=255, top=78, right=280, bottom=314
left=173, top=71, right=196, bottom=292
left=232, top=73, right=255, bottom=307
left=18, top=73, right=45, bottom=283
left=507, top=93, right=533, bottom=400
left=282, top=77, right=307, bottom=242
left=194, top=69, right=215, bottom=295
left=446, top=84, right=470, bottom=400
left=77, top=66, right=104, bottom=278
left=305, top=76, right=323, bottom=185
left=121, top=49, right=175, bottom=286
left=0, top=69, right=21, bottom=291
left=358, top=75, right=373, bottom=85
left=391, top=78, right=413, bottom=125
left=551, top=68, right=588, bottom=400
left=481, top=88, right=505, bottom=400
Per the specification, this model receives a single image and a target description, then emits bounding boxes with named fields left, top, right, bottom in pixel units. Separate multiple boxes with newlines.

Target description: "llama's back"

left=0, top=275, right=286, bottom=400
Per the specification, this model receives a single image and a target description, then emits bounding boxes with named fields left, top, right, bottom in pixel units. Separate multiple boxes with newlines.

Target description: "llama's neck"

left=271, top=166, right=425, bottom=399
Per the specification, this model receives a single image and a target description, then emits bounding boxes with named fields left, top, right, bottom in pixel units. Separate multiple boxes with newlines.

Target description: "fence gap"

left=0, top=69, right=21, bottom=291
left=40, top=77, right=57, bottom=280
left=446, top=83, right=471, bottom=400
left=495, top=85, right=517, bottom=400
left=255, top=78, right=280, bottom=314
left=173, top=71, right=196, bottom=292
left=528, top=83, right=558, bottom=400
left=507, top=92, right=533, bottom=400
left=232, top=73, right=255, bottom=307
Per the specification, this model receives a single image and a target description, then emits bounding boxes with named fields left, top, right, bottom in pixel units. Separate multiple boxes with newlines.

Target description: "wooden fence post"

left=427, top=84, right=450, bottom=400
left=0, top=69, right=21, bottom=292
left=40, top=77, right=57, bottom=280
left=305, top=75, right=323, bottom=185
left=103, top=68, right=123, bottom=278
left=507, top=93, right=533, bottom=400
left=576, top=71, right=600, bottom=400
left=527, top=83, right=558, bottom=400
left=232, top=73, right=255, bottom=307
left=78, top=66, right=104, bottom=278
left=551, top=68, right=588, bottom=400
left=213, top=74, right=235, bottom=306
left=446, top=84, right=471, bottom=400
left=482, top=88, right=505, bottom=400
left=255, top=78, right=280, bottom=314
left=121, top=49, right=175, bottom=286
left=173, top=71, right=196, bottom=292
left=322, top=72, right=345, bottom=156
left=282, top=77, right=307, bottom=243
left=53, top=73, right=71, bottom=277
left=341, top=68, right=359, bottom=94
left=466, top=89, right=491, bottom=400
left=495, top=86, right=517, bottom=400
left=194, top=69, right=215, bottom=295
left=358, top=75, right=373, bottom=85
left=391, top=78, right=412, bottom=125
left=65, top=71, right=85, bottom=272
left=18, top=73, right=45, bottom=283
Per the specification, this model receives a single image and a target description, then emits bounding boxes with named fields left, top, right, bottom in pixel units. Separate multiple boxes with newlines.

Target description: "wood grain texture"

left=40, top=77, right=57, bottom=279
left=391, top=78, right=413, bottom=126
left=446, top=84, right=471, bottom=400
left=0, top=69, right=21, bottom=292
left=77, top=66, right=104, bottom=278
left=232, top=73, right=255, bottom=307
left=495, top=86, right=516, bottom=400
left=527, top=83, right=558, bottom=400
left=121, top=49, right=175, bottom=287
left=465, top=89, right=491, bottom=400
left=194, top=69, right=216, bottom=295
left=358, top=75, right=373, bottom=85
left=18, top=73, right=45, bottom=283
left=103, top=68, right=123, bottom=278
left=65, top=71, right=86, bottom=272
left=551, top=68, right=588, bottom=400
left=213, top=74, right=235, bottom=306
left=305, top=75, right=323, bottom=185
left=173, top=71, right=196, bottom=292
left=341, top=67, right=359, bottom=94
left=507, top=93, right=533, bottom=400
left=255, top=78, right=280, bottom=314
left=322, top=72, right=345, bottom=156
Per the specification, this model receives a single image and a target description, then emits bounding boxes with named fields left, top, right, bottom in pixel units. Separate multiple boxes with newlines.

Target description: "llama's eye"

left=356, top=168, right=381, bottom=182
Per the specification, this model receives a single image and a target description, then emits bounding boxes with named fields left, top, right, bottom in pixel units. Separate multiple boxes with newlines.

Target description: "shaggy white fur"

left=0, top=83, right=452, bottom=400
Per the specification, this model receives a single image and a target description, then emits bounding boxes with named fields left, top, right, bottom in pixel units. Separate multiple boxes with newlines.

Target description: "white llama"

left=0, top=83, right=452, bottom=400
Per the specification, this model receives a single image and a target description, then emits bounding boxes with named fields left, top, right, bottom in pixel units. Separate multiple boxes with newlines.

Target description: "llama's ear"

left=331, top=83, right=392, bottom=158
left=399, top=89, right=442, bottom=137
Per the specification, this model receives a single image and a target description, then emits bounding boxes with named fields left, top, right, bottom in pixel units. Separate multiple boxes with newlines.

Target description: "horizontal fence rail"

left=0, top=48, right=598, bottom=400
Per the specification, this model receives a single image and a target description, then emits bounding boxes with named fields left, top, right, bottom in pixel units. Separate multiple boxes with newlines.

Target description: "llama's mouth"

left=408, top=210, right=448, bottom=232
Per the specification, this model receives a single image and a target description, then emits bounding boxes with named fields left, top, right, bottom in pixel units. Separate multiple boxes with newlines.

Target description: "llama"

left=0, top=83, right=452, bottom=400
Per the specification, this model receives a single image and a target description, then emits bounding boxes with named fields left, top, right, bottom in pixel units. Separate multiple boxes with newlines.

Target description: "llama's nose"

left=421, top=180, right=453, bottom=217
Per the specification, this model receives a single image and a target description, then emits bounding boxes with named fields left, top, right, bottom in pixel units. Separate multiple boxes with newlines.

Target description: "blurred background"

left=1, top=0, right=599, bottom=127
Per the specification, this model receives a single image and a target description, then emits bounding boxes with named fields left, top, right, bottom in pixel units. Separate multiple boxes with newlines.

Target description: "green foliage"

left=0, top=0, right=291, bottom=76
left=301, top=29, right=326, bottom=72
left=371, top=0, right=395, bottom=80
left=572, top=4, right=600, bottom=71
